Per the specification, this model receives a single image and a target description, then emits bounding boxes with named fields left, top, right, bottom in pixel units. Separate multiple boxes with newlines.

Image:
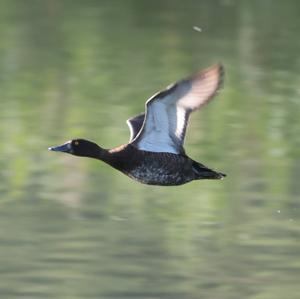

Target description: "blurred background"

left=0, top=0, right=300, bottom=298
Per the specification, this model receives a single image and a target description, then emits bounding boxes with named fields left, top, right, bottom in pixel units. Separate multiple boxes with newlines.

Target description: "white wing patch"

left=175, top=106, right=187, bottom=141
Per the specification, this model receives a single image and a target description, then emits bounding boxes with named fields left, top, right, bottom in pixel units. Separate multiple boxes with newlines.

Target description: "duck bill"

left=48, top=142, right=71, bottom=153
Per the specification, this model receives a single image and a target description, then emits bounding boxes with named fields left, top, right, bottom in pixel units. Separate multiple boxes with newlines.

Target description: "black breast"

left=106, top=145, right=195, bottom=186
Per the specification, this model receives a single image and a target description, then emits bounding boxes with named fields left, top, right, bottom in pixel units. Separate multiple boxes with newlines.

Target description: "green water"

left=1, top=0, right=300, bottom=298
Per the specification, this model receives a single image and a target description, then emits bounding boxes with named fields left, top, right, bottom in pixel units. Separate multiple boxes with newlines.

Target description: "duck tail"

left=192, top=161, right=226, bottom=180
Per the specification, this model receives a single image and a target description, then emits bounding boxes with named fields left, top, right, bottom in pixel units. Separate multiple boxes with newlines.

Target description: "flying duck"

left=49, top=64, right=226, bottom=186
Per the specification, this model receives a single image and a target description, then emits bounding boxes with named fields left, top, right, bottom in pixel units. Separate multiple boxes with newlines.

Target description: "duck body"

left=49, top=64, right=226, bottom=186
left=103, top=144, right=224, bottom=186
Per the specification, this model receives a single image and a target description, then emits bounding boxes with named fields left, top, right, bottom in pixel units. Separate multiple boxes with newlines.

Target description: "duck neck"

left=77, top=143, right=110, bottom=161
left=93, top=146, right=111, bottom=161
left=87, top=144, right=128, bottom=165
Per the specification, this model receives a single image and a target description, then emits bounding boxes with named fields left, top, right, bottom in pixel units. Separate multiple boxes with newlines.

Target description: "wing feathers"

left=131, top=64, right=224, bottom=153
left=177, top=64, right=224, bottom=110
left=126, top=113, right=145, bottom=141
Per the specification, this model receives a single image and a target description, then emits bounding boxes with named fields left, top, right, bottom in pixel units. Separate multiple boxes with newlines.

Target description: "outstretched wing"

left=131, top=64, right=224, bottom=154
left=126, top=113, right=145, bottom=142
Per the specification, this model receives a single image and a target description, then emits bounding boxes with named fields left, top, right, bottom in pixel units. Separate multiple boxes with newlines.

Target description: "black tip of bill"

left=219, top=172, right=227, bottom=180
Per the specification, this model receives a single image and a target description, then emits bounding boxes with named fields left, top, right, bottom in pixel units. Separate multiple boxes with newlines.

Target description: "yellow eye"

left=74, top=141, right=79, bottom=146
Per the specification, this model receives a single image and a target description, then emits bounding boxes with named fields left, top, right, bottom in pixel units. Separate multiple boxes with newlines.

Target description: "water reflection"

left=0, top=0, right=300, bottom=298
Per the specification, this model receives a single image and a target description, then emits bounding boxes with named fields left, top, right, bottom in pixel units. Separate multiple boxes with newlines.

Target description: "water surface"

left=0, top=1, right=300, bottom=298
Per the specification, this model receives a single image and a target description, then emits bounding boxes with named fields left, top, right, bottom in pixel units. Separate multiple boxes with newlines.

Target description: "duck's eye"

left=74, top=141, right=79, bottom=146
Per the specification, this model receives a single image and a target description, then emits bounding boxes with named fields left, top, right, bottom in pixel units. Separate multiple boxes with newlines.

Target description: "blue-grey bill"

left=48, top=142, right=71, bottom=152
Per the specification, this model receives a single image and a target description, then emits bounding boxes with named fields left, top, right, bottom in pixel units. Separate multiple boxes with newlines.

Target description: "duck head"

left=49, top=139, right=103, bottom=159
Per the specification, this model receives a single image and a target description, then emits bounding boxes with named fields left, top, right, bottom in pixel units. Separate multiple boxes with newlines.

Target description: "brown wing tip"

left=200, top=63, right=225, bottom=87
left=191, top=63, right=225, bottom=103
left=216, top=63, right=225, bottom=86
